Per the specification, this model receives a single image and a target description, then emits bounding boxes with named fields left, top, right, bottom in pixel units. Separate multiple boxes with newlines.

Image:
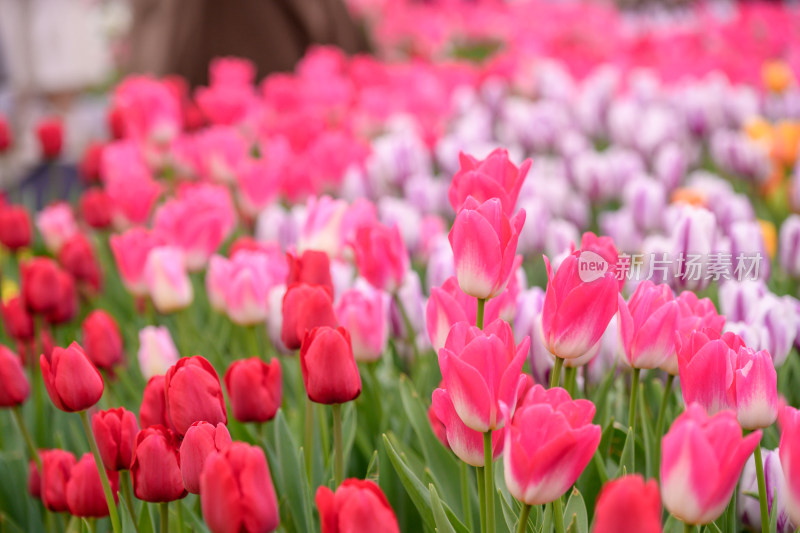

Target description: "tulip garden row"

left=2, top=2, right=800, bottom=532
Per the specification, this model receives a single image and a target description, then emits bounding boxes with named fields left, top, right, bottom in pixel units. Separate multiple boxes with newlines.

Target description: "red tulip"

left=0, top=205, right=32, bottom=250
left=80, top=189, right=113, bottom=229
left=592, top=475, right=662, bottom=533
left=224, top=358, right=282, bottom=423
left=28, top=459, right=41, bottom=499
left=164, top=356, right=227, bottom=435
left=300, top=326, right=361, bottom=404
left=139, top=376, right=175, bottom=430
left=21, top=258, right=61, bottom=314
left=92, top=408, right=139, bottom=471
left=44, top=269, right=78, bottom=325
left=351, top=221, right=409, bottom=292
left=40, top=449, right=77, bottom=512
left=0, top=345, right=30, bottom=406
left=200, top=442, right=279, bottom=533
left=58, top=233, right=102, bottom=292
left=40, top=342, right=104, bottom=412
left=0, top=113, right=12, bottom=152
left=79, top=142, right=105, bottom=183
left=35, top=117, right=63, bottom=160
left=130, top=425, right=186, bottom=502
left=180, top=421, right=232, bottom=494
left=316, top=479, right=400, bottom=533
left=82, top=310, right=123, bottom=371
left=280, top=283, right=337, bottom=350
left=66, top=453, right=119, bottom=517
left=1, top=296, right=33, bottom=341
left=287, top=250, right=334, bottom=295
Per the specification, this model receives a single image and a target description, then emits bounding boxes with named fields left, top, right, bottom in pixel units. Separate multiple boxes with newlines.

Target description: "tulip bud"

left=316, top=479, right=400, bottom=533
left=80, top=189, right=113, bottom=229
left=164, top=356, right=227, bottom=435
left=739, top=447, right=795, bottom=533
left=779, top=406, right=800, bottom=527
left=44, top=270, right=77, bottom=326
left=144, top=246, right=194, bottom=313
left=139, top=376, right=174, bottom=430
left=137, top=326, right=179, bottom=380
left=35, top=117, right=63, bottom=160
left=618, top=280, right=678, bottom=369
left=280, top=283, right=337, bottom=350
left=592, top=475, right=662, bottom=533
left=110, top=228, right=165, bottom=297
left=130, top=426, right=186, bottom=502
left=335, top=286, right=389, bottom=362
left=1, top=296, right=33, bottom=342
left=40, top=342, right=104, bottom=412
left=0, top=205, right=32, bottom=250
left=667, top=291, right=725, bottom=375
left=661, top=405, right=761, bottom=525
left=0, top=345, right=29, bottom=407
left=200, top=442, right=279, bottom=533
left=21, top=258, right=61, bottom=314
left=300, top=326, right=361, bottom=404
left=40, top=449, right=77, bottom=512
left=36, top=202, right=78, bottom=253
left=287, top=249, right=334, bottom=295
left=180, top=421, right=232, bottom=494
left=430, top=388, right=503, bottom=466
left=66, top=453, right=119, bottom=517
left=351, top=221, right=409, bottom=292
left=82, top=310, right=124, bottom=371
left=92, top=408, right=139, bottom=471
left=224, top=358, right=282, bottom=423
left=447, top=148, right=531, bottom=216
left=449, top=197, right=525, bottom=300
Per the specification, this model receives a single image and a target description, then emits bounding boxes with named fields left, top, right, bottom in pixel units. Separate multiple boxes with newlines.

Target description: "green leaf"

left=138, top=501, right=155, bottom=533
left=382, top=433, right=435, bottom=530
left=497, top=489, right=520, bottom=532
left=563, top=488, right=589, bottom=533
left=272, top=411, right=314, bottom=533
left=615, top=428, right=635, bottom=478
left=430, top=485, right=457, bottom=533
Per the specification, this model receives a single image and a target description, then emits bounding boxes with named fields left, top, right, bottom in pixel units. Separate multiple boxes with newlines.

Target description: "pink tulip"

left=504, top=385, right=600, bottom=505
left=430, top=388, right=503, bottom=466
left=438, top=319, right=529, bottom=432
left=298, top=196, right=348, bottom=258
left=779, top=406, right=800, bottom=526
left=734, top=347, right=779, bottom=430
left=137, top=326, right=180, bottom=380
left=212, top=250, right=287, bottom=326
left=663, top=291, right=725, bottom=375
left=206, top=256, right=232, bottom=313
left=335, top=285, right=389, bottom=362
left=36, top=203, right=77, bottom=253
left=209, top=57, right=256, bottom=87
left=661, top=405, right=761, bottom=525
left=541, top=251, right=618, bottom=360
left=351, top=221, right=409, bottom=293
left=110, top=227, right=165, bottom=297
left=575, top=232, right=625, bottom=289
left=448, top=197, right=525, bottom=300
left=102, top=141, right=162, bottom=226
left=111, top=76, right=182, bottom=143
left=235, top=157, right=284, bottom=216
left=144, top=246, right=193, bottom=313
left=618, top=280, right=678, bottom=369
left=448, top=148, right=531, bottom=216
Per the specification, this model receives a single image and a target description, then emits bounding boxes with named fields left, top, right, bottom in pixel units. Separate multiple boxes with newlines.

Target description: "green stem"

left=550, top=357, right=564, bottom=388
left=460, top=462, right=473, bottom=532
left=79, top=411, right=122, bottom=533
left=88, top=518, right=97, bottom=533
left=160, top=502, right=169, bottom=533
left=684, top=522, right=692, bottom=533
left=476, top=298, right=486, bottom=330
left=120, top=471, right=140, bottom=533
left=11, top=406, right=41, bottom=470
left=246, top=325, right=260, bottom=358
left=517, top=503, right=531, bottom=533
left=628, top=368, right=640, bottom=472
left=304, top=396, right=314, bottom=482
left=655, top=373, right=675, bottom=480
left=176, top=500, right=184, bottom=533
left=564, top=366, right=577, bottom=397
left=552, top=496, right=565, bottom=533
left=754, top=444, right=770, bottom=533
left=483, top=431, right=495, bottom=533
left=477, top=467, right=486, bottom=533
left=333, top=403, right=343, bottom=486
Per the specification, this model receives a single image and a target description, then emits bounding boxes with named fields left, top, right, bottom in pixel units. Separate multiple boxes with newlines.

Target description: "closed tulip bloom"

left=40, top=449, right=77, bottom=512
left=300, top=326, right=361, bottom=404
left=110, top=227, right=165, bottom=297
left=734, top=346, right=778, bottom=429
left=0, top=113, right=12, bottom=152
left=44, top=269, right=78, bottom=326
left=449, top=197, right=525, bottom=300
left=779, top=406, right=800, bottom=526
left=665, top=291, right=725, bottom=375
left=80, top=189, right=113, bottom=229
left=144, top=246, right=194, bottom=313
left=0, top=205, right=32, bottom=250
left=351, top=221, right=409, bottom=292
left=21, top=258, right=61, bottom=314
left=28, top=459, right=41, bottom=499
left=66, top=453, right=119, bottom=517
left=130, top=425, right=186, bottom=502
left=137, top=326, right=180, bottom=380
left=280, top=283, right=337, bottom=350
left=448, top=148, right=531, bottom=216
left=79, top=142, right=105, bottom=183
left=504, top=385, right=601, bottom=505
left=618, top=281, right=678, bottom=369
left=0, top=345, right=29, bottom=406
left=223, top=250, right=285, bottom=325
left=739, top=448, right=795, bottom=533
left=1, top=296, right=33, bottom=341
left=180, top=421, right=232, bottom=494
left=165, top=356, right=227, bottom=435
left=287, top=250, right=334, bottom=296
left=224, top=358, right=282, bottom=423
left=577, top=232, right=626, bottom=289
left=592, top=475, right=662, bottom=533
left=36, top=202, right=78, bottom=253
left=661, top=405, right=761, bottom=525
left=82, top=310, right=123, bottom=371
left=438, top=319, right=529, bottom=432
left=541, top=251, right=618, bottom=359
left=139, top=376, right=174, bottom=430
left=200, top=442, right=279, bottom=533
left=58, top=233, right=102, bottom=292
left=317, top=479, right=399, bottom=533
left=40, top=342, right=104, bottom=412
left=335, top=286, right=389, bottom=362
left=92, top=408, right=139, bottom=471
left=35, top=117, right=63, bottom=159
left=430, top=388, right=504, bottom=466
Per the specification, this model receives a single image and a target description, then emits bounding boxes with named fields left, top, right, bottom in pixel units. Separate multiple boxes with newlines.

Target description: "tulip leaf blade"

left=382, top=433, right=436, bottom=530
left=615, top=427, right=635, bottom=478
left=429, top=484, right=458, bottom=533
left=137, top=500, right=155, bottom=533
left=272, top=410, right=314, bottom=533
left=563, top=488, right=588, bottom=533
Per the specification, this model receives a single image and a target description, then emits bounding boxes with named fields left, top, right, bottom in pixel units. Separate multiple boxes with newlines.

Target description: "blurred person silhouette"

left=126, top=0, right=369, bottom=86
